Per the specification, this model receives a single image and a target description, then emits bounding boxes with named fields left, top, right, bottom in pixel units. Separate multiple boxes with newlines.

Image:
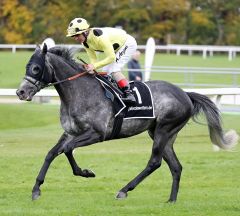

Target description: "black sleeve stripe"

left=93, top=29, right=103, bottom=36
left=83, top=42, right=89, bottom=48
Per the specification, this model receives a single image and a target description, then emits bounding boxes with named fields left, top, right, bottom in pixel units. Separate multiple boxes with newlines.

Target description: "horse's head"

left=16, top=43, right=53, bottom=101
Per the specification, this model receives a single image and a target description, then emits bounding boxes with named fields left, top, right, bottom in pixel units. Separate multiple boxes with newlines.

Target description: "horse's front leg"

left=65, top=150, right=95, bottom=178
left=32, top=132, right=71, bottom=200
left=64, top=128, right=102, bottom=177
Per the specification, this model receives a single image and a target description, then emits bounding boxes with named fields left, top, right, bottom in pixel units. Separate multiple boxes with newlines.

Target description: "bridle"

left=24, top=75, right=46, bottom=91
left=46, top=71, right=88, bottom=87
left=46, top=58, right=106, bottom=87
left=25, top=52, right=107, bottom=89
left=24, top=50, right=90, bottom=89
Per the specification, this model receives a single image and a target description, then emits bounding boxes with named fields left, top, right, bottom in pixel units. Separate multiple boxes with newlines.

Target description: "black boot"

left=121, top=85, right=136, bottom=104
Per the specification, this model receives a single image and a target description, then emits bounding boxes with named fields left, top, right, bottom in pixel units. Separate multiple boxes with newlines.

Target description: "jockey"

left=66, top=17, right=136, bottom=104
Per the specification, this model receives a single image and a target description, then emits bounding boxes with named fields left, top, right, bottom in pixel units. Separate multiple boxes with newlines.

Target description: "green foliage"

left=224, top=12, right=240, bottom=45
left=0, top=0, right=34, bottom=43
left=188, top=0, right=240, bottom=45
left=187, top=10, right=217, bottom=44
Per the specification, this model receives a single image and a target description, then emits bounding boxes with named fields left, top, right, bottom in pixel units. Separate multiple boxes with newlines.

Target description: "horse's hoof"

left=116, top=191, right=128, bottom=199
left=82, top=169, right=95, bottom=178
left=167, top=199, right=176, bottom=204
left=32, top=190, right=41, bottom=201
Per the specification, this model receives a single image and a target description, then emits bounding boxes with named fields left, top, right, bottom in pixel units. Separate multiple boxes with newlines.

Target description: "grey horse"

left=16, top=44, right=238, bottom=202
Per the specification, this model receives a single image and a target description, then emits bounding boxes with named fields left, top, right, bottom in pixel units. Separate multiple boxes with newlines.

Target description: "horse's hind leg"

left=65, top=150, right=95, bottom=177
left=116, top=126, right=169, bottom=199
left=163, top=136, right=182, bottom=203
left=148, top=130, right=182, bottom=203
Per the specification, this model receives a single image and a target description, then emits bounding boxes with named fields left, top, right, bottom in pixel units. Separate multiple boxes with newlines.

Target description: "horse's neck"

left=49, top=55, right=86, bottom=105
left=49, top=54, right=105, bottom=111
left=50, top=55, right=77, bottom=81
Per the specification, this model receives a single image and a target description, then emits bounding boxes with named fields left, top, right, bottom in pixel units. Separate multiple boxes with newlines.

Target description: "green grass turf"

left=0, top=51, right=240, bottom=88
left=0, top=103, right=239, bottom=216
left=0, top=52, right=31, bottom=88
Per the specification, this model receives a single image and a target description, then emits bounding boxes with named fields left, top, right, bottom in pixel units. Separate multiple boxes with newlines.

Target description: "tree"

left=0, top=0, right=33, bottom=43
left=188, top=0, right=240, bottom=45
left=142, top=0, right=190, bottom=44
left=109, top=0, right=150, bottom=42
left=186, top=6, right=217, bottom=44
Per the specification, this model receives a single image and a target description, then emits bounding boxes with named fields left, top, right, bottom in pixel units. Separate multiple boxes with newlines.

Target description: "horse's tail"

left=187, top=92, right=238, bottom=150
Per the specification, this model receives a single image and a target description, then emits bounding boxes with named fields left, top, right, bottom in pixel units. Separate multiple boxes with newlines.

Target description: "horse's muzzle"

left=16, top=88, right=35, bottom=101
left=16, top=78, right=40, bottom=101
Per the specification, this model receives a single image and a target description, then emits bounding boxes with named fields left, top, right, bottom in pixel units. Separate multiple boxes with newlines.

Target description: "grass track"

left=0, top=103, right=239, bottom=216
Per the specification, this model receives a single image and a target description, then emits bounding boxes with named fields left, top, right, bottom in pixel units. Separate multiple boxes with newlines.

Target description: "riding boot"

left=121, top=85, right=136, bottom=104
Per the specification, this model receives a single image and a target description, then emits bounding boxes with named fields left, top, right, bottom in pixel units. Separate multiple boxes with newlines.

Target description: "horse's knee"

left=45, top=151, right=57, bottom=163
left=148, top=160, right=161, bottom=171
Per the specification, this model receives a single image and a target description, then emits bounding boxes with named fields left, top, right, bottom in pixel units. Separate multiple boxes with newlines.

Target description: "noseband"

left=24, top=75, right=46, bottom=91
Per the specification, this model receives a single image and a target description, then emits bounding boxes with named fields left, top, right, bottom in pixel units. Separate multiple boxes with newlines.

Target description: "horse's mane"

left=48, top=46, right=83, bottom=71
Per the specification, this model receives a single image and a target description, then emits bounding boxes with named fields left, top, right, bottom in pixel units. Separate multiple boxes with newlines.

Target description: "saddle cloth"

left=95, top=75, right=155, bottom=119
left=125, top=81, right=155, bottom=119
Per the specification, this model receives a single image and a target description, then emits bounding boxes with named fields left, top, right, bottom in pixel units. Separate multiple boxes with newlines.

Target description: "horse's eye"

left=32, top=65, right=41, bottom=75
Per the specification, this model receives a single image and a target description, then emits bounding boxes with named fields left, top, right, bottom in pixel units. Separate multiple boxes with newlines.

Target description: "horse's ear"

left=35, top=44, right=41, bottom=51
left=42, top=43, right=48, bottom=55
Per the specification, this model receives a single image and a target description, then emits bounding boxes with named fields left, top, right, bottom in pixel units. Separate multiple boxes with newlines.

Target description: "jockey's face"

left=73, top=33, right=86, bottom=44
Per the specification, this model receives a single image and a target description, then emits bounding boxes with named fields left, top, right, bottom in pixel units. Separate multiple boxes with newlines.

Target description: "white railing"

left=0, top=88, right=58, bottom=97
left=184, top=88, right=240, bottom=108
left=125, top=66, right=240, bottom=87
left=152, top=44, right=240, bottom=61
left=1, top=44, right=239, bottom=60
left=1, top=88, right=240, bottom=108
left=0, top=89, right=59, bottom=104
left=0, top=44, right=83, bottom=53
left=149, top=66, right=240, bottom=74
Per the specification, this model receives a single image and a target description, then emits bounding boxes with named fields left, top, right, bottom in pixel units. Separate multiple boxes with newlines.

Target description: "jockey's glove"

left=83, top=64, right=95, bottom=74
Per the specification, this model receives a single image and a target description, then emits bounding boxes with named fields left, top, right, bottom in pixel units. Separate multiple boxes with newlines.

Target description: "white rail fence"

left=1, top=44, right=239, bottom=60
left=142, top=66, right=240, bottom=87
left=0, top=89, right=59, bottom=104
left=125, top=66, right=240, bottom=87
left=1, top=88, right=240, bottom=110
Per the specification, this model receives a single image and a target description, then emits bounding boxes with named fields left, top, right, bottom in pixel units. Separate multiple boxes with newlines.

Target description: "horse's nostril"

left=16, top=89, right=25, bottom=96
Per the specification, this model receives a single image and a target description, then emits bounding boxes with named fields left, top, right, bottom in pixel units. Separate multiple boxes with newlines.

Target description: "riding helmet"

left=66, top=18, right=90, bottom=37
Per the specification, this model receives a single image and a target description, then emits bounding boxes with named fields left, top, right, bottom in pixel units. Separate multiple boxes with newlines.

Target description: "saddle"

left=97, top=74, right=124, bottom=97
left=95, top=74, right=155, bottom=139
